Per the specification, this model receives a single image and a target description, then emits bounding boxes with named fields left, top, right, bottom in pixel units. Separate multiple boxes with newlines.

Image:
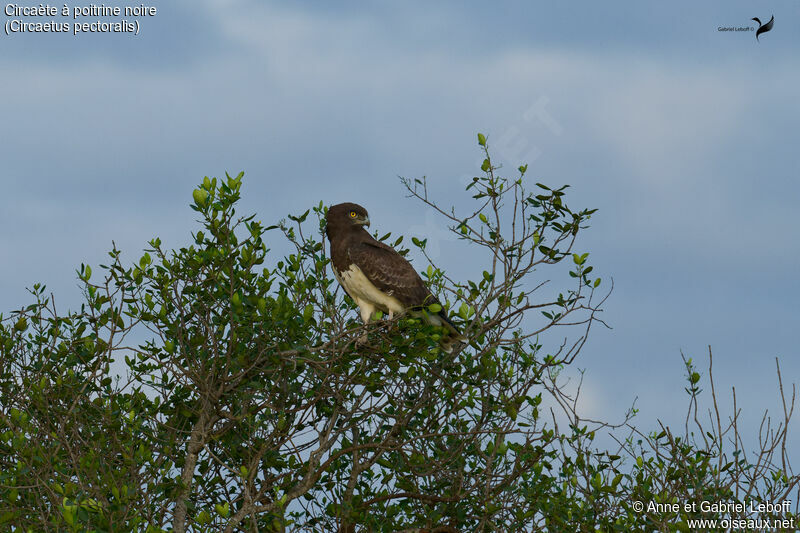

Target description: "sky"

left=2, top=1, right=798, bottom=453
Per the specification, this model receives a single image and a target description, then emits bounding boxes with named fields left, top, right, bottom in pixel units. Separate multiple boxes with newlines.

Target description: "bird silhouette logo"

left=752, top=15, right=774, bottom=41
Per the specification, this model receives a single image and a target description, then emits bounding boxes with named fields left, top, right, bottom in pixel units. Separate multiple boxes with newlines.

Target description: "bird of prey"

left=752, top=15, right=774, bottom=41
left=325, top=202, right=466, bottom=352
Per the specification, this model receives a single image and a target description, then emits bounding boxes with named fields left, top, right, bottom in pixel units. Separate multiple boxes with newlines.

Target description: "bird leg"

left=357, top=312, right=371, bottom=346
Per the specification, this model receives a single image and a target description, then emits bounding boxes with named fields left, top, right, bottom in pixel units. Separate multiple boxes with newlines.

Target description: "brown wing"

left=349, top=239, right=438, bottom=309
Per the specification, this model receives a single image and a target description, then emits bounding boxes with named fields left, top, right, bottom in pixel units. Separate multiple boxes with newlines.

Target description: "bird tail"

left=433, top=311, right=468, bottom=353
left=438, top=311, right=467, bottom=340
left=411, top=304, right=468, bottom=353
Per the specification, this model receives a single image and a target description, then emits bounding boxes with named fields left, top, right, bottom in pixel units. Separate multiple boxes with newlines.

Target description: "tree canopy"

left=1, top=138, right=797, bottom=532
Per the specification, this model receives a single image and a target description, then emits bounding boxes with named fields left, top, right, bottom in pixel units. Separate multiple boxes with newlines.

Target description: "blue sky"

left=2, top=1, right=798, bottom=450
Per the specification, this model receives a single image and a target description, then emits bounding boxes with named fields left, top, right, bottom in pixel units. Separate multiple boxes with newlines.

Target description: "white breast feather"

left=334, top=264, right=405, bottom=323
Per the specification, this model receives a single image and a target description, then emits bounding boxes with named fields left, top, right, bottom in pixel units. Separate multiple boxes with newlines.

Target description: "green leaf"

left=0, top=511, right=19, bottom=526
left=61, top=500, right=77, bottom=526
left=192, top=188, right=209, bottom=206
left=215, top=502, right=230, bottom=518
left=196, top=510, right=211, bottom=525
left=572, top=253, right=588, bottom=265
left=80, top=498, right=102, bottom=513
left=477, top=132, right=487, bottom=146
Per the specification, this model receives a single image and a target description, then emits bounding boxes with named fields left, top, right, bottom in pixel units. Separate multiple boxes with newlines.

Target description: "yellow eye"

left=349, top=211, right=357, bottom=218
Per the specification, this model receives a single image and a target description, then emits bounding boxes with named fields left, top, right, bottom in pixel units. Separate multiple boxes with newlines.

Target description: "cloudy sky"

left=2, top=1, right=798, bottom=450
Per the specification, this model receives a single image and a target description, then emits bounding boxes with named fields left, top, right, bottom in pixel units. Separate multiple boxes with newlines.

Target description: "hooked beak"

left=362, top=216, right=371, bottom=228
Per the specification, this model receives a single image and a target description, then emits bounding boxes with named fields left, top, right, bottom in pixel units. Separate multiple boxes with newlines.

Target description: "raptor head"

left=326, top=203, right=371, bottom=239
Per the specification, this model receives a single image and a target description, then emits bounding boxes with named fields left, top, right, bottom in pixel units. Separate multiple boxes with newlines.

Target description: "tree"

left=1, top=137, right=797, bottom=532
